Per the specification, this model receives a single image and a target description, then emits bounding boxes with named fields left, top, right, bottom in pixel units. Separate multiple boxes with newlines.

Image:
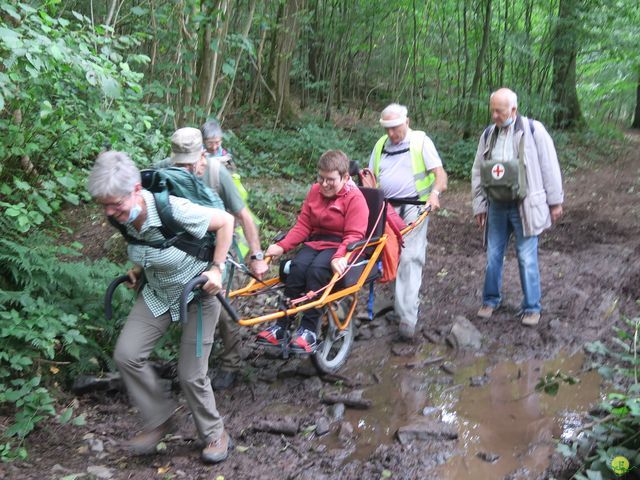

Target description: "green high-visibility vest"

left=372, top=131, right=435, bottom=201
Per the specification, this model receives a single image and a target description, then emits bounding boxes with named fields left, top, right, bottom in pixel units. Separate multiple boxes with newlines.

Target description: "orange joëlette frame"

left=227, top=207, right=431, bottom=331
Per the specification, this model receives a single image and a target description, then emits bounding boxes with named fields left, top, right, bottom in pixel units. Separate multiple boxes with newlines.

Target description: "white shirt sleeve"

left=422, top=136, right=443, bottom=171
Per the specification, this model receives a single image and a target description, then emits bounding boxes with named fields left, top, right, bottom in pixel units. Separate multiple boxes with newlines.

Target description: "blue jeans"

left=483, top=201, right=541, bottom=313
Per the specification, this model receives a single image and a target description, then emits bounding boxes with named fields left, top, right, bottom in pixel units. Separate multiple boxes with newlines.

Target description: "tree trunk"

left=269, top=0, right=305, bottom=125
left=551, top=0, right=584, bottom=130
left=631, top=73, right=640, bottom=129
left=216, top=0, right=256, bottom=120
left=463, top=0, right=492, bottom=139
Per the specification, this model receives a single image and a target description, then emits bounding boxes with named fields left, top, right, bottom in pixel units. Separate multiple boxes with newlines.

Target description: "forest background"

left=0, top=0, right=639, bottom=469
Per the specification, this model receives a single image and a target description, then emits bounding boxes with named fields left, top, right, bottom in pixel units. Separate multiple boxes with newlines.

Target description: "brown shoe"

left=126, top=416, right=176, bottom=455
left=476, top=305, right=494, bottom=319
left=201, top=430, right=233, bottom=464
left=521, top=312, right=541, bottom=326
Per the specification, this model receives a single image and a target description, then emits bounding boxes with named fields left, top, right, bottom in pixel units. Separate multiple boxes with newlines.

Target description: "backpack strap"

left=483, top=118, right=535, bottom=143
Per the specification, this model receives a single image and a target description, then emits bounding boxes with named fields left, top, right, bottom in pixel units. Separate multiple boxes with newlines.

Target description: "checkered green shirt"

left=126, top=190, right=215, bottom=321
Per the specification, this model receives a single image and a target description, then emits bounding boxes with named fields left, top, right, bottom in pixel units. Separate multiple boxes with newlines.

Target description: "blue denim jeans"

left=483, top=201, right=541, bottom=313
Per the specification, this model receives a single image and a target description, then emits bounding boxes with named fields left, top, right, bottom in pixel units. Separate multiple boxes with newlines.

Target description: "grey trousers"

left=114, top=294, right=224, bottom=443
left=394, top=204, right=430, bottom=332
left=216, top=307, right=243, bottom=371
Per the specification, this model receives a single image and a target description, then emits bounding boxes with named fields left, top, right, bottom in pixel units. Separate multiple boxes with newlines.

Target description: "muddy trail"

left=3, top=134, right=640, bottom=480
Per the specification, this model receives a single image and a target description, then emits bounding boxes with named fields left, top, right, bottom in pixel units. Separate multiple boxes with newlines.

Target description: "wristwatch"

left=431, top=189, right=441, bottom=198
left=250, top=251, right=265, bottom=261
left=211, top=261, right=226, bottom=273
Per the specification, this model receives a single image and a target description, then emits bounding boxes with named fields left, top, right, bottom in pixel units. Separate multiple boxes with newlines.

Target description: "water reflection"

left=437, top=352, right=603, bottom=479
left=322, top=347, right=603, bottom=477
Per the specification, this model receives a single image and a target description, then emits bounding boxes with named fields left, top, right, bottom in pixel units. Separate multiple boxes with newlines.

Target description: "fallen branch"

left=253, top=418, right=299, bottom=436
left=321, top=390, right=372, bottom=409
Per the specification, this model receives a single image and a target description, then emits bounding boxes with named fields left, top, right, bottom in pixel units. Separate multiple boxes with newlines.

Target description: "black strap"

left=382, top=147, right=410, bottom=156
left=388, top=196, right=423, bottom=206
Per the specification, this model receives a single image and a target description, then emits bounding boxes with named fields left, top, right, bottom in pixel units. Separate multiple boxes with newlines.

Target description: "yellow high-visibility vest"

left=372, top=131, right=435, bottom=200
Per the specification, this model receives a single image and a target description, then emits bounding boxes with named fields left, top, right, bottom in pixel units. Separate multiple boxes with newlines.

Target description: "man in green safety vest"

left=369, top=103, right=448, bottom=340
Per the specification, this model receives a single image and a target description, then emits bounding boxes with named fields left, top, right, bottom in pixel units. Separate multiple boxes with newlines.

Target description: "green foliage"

left=226, top=122, right=359, bottom=179
left=535, top=370, right=579, bottom=396
left=0, top=3, right=170, bottom=180
left=556, top=316, right=640, bottom=479
left=0, top=232, right=131, bottom=460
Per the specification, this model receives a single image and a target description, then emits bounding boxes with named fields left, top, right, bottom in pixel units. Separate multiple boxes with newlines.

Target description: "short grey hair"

left=201, top=120, right=223, bottom=140
left=490, top=88, right=518, bottom=109
left=87, top=151, right=141, bottom=199
left=381, top=103, right=409, bottom=119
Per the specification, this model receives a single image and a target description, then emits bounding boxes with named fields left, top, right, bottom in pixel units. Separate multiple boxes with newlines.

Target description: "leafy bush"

left=226, top=122, right=360, bottom=179
left=0, top=2, right=171, bottom=222
left=554, top=316, right=640, bottom=479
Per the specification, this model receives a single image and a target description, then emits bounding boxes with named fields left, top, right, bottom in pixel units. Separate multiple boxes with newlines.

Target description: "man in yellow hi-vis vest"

left=368, top=103, right=448, bottom=340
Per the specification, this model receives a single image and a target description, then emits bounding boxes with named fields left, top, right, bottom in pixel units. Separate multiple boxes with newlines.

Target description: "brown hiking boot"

left=201, top=430, right=233, bottom=464
left=476, top=304, right=495, bottom=319
left=126, top=416, right=176, bottom=455
left=521, top=312, right=541, bottom=326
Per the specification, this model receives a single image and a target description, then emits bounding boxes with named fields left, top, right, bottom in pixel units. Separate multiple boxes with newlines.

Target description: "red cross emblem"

left=491, top=163, right=505, bottom=180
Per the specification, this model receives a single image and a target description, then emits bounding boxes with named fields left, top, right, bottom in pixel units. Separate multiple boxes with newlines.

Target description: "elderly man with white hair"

left=471, top=87, right=563, bottom=327
left=369, top=103, right=448, bottom=340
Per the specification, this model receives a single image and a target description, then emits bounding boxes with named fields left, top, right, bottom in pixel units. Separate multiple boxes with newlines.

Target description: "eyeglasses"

left=317, top=174, right=342, bottom=185
left=100, top=193, right=132, bottom=210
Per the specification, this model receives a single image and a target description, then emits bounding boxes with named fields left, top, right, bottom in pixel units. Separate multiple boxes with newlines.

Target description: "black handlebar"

left=180, top=275, right=239, bottom=324
left=104, top=275, right=130, bottom=320
left=104, top=274, right=239, bottom=324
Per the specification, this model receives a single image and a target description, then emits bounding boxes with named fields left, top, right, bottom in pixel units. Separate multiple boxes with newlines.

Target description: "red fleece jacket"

left=277, top=180, right=369, bottom=259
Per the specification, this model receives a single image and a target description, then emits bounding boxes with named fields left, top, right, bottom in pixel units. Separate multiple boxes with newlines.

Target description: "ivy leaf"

left=72, top=414, right=86, bottom=426
left=58, top=407, right=74, bottom=424
left=222, top=61, right=235, bottom=77
left=34, top=195, right=53, bottom=214
left=63, top=193, right=79, bottom=205
left=56, top=176, right=77, bottom=189
left=0, top=27, right=22, bottom=49
left=101, top=77, right=121, bottom=99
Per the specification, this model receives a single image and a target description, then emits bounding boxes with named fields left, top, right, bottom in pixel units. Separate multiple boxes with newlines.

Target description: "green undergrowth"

left=0, top=230, right=133, bottom=460
left=552, top=313, right=640, bottom=479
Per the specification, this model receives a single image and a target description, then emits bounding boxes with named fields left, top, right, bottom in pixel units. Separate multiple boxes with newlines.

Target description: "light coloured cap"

left=379, top=115, right=407, bottom=128
left=170, top=127, right=202, bottom=165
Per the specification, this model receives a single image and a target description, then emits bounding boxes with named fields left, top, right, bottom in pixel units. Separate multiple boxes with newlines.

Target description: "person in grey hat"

left=171, top=126, right=267, bottom=390
left=87, top=150, right=235, bottom=464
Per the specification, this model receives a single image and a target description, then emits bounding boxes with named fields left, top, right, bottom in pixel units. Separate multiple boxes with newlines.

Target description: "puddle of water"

left=322, top=347, right=603, bottom=476
left=321, top=344, right=451, bottom=459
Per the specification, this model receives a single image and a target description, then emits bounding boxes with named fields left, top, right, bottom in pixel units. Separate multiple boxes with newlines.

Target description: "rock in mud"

left=357, top=327, right=373, bottom=340
left=338, top=421, right=354, bottom=442
left=469, top=375, right=489, bottom=387
left=440, top=361, right=456, bottom=375
left=71, top=373, right=123, bottom=394
left=423, top=330, right=441, bottom=344
left=326, top=403, right=345, bottom=421
left=421, top=406, right=441, bottom=418
left=450, top=316, right=483, bottom=350
left=391, top=344, right=416, bottom=356
left=315, top=416, right=331, bottom=436
left=87, top=465, right=114, bottom=479
left=476, top=451, right=500, bottom=463
left=396, top=420, right=458, bottom=445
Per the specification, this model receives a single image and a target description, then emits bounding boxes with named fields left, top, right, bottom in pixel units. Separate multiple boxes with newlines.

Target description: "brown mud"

left=2, top=133, right=640, bottom=480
